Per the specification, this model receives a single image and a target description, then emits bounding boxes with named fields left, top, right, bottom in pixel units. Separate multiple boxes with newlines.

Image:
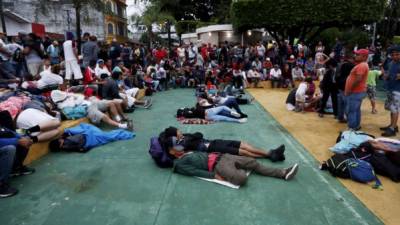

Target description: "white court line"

left=254, top=103, right=370, bottom=225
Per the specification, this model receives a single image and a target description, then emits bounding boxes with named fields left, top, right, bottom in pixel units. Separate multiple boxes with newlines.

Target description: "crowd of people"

left=0, top=29, right=399, bottom=198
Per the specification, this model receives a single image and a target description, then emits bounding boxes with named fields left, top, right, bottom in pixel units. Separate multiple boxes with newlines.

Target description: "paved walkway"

left=0, top=89, right=382, bottom=225
left=249, top=88, right=400, bottom=225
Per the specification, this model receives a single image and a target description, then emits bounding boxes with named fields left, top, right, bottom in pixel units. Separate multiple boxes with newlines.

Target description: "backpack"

left=149, top=137, right=173, bottom=168
left=176, top=107, right=196, bottom=118
left=57, top=134, right=87, bottom=152
left=325, top=154, right=351, bottom=178
left=347, top=157, right=382, bottom=189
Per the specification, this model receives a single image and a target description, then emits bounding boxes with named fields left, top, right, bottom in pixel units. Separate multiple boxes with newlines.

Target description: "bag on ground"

left=149, top=137, right=173, bottom=168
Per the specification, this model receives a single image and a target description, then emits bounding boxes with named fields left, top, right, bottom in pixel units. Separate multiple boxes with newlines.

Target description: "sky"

left=126, top=0, right=149, bottom=17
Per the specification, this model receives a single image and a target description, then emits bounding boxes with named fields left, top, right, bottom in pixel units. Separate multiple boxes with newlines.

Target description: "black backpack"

left=176, top=107, right=196, bottom=118
left=325, top=154, right=351, bottom=178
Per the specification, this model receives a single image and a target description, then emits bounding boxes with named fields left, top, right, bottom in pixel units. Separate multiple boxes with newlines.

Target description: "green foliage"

left=148, top=0, right=232, bottom=22
left=393, top=36, right=400, bottom=45
left=231, top=0, right=385, bottom=31
left=316, top=27, right=370, bottom=50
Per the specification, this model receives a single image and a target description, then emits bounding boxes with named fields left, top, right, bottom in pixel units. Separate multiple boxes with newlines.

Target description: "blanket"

left=195, top=171, right=251, bottom=189
left=178, top=118, right=214, bottom=125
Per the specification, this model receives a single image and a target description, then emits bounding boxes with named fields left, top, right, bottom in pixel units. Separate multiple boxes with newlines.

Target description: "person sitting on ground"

left=270, top=64, right=282, bottom=88
left=0, top=112, right=35, bottom=198
left=295, top=77, right=318, bottom=112
left=170, top=143, right=299, bottom=186
left=95, top=59, right=111, bottom=78
left=161, top=126, right=286, bottom=160
left=102, top=68, right=131, bottom=111
left=246, top=65, right=261, bottom=88
left=292, top=64, right=305, bottom=81
left=118, top=72, right=152, bottom=109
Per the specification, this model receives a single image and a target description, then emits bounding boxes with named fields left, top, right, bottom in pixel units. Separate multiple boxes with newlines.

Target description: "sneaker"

left=269, top=145, right=285, bottom=162
left=144, top=99, right=153, bottom=109
left=0, top=183, right=18, bottom=198
left=10, top=166, right=35, bottom=177
left=231, top=111, right=241, bottom=118
left=238, top=118, right=247, bottom=123
left=240, top=113, right=248, bottom=118
left=382, top=128, right=397, bottom=137
left=127, top=120, right=134, bottom=131
left=284, top=164, right=299, bottom=181
left=380, top=126, right=398, bottom=132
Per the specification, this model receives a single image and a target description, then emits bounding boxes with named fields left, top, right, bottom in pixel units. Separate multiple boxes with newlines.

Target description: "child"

left=367, top=63, right=383, bottom=114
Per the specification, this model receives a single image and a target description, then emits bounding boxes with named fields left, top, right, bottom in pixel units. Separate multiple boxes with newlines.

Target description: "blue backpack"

left=347, top=156, right=382, bottom=189
left=149, top=137, right=174, bottom=168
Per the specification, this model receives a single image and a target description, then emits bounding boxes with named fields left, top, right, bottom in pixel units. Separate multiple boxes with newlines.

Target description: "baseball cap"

left=171, top=136, right=184, bottom=151
left=388, top=45, right=400, bottom=54
left=354, top=49, right=369, bottom=55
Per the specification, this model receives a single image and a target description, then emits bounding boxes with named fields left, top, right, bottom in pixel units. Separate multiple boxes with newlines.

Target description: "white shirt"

left=257, top=45, right=266, bottom=57
left=57, top=93, right=86, bottom=109
left=63, top=40, right=77, bottom=61
left=247, top=69, right=260, bottom=78
left=270, top=69, right=282, bottom=79
left=95, top=65, right=111, bottom=78
left=17, top=108, right=58, bottom=129
left=0, top=39, right=10, bottom=60
left=37, top=70, right=63, bottom=89
left=296, top=82, right=308, bottom=101
left=188, top=46, right=197, bottom=59
left=177, top=47, right=186, bottom=58
left=292, top=68, right=304, bottom=80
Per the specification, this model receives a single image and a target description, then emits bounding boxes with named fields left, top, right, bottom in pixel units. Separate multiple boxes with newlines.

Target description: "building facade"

left=104, top=0, right=128, bottom=43
left=2, top=0, right=128, bottom=42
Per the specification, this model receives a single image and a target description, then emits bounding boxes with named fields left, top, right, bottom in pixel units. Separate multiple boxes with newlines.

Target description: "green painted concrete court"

left=0, top=89, right=382, bottom=225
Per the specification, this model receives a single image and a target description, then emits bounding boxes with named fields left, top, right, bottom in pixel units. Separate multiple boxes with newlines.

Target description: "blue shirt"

left=386, top=61, right=400, bottom=92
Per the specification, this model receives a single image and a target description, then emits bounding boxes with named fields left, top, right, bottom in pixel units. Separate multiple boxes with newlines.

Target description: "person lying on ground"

left=117, top=72, right=152, bottom=109
left=169, top=142, right=299, bottom=186
left=194, top=101, right=248, bottom=123
left=197, top=94, right=249, bottom=118
left=51, top=90, right=133, bottom=130
left=161, top=127, right=286, bottom=160
left=16, top=100, right=61, bottom=142
left=21, top=65, right=63, bottom=93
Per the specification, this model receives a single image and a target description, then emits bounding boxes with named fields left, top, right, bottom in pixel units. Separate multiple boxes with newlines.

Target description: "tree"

left=38, top=0, right=105, bottom=53
left=142, top=3, right=175, bottom=48
left=377, top=0, right=400, bottom=45
left=147, top=0, right=232, bottom=22
left=231, top=0, right=386, bottom=45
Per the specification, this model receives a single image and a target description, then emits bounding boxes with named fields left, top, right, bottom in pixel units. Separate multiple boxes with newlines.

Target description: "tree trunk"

left=75, top=5, right=82, bottom=54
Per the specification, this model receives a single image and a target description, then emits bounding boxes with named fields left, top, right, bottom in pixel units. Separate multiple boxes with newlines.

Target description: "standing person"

left=23, top=33, right=45, bottom=78
left=335, top=53, right=355, bottom=123
left=63, top=33, right=83, bottom=83
left=366, top=63, right=383, bottom=114
left=109, top=38, right=122, bottom=67
left=381, top=46, right=400, bottom=137
left=81, top=35, right=99, bottom=68
left=318, top=59, right=338, bottom=117
left=344, top=49, right=370, bottom=130
left=256, top=41, right=266, bottom=61
left=177, top=44, right=186, bottom=66
left=47, top=41, right=61, bottom=65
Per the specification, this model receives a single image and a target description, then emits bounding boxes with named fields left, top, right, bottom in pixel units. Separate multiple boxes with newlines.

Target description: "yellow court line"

left=249, top=88, right=400, bottom=225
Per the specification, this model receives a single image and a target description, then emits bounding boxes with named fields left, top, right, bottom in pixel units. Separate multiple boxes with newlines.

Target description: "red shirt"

left=345, top=62, right=369, bottom=93
left=83, top=67, right=95, bottom=85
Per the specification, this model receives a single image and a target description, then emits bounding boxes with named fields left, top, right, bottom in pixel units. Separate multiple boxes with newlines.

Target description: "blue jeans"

left=206, top=106, right=241, bottom=123
left=222, top=97, right=243, bottom=114
left=0, top=145, right=16, bottom=183
left=337, top=90, right=347, bottom=121
left=346, top=92, right=366, bottom=129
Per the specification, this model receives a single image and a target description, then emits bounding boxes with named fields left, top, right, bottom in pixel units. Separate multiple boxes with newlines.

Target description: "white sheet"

left=195, top=172, right=251, bottom=189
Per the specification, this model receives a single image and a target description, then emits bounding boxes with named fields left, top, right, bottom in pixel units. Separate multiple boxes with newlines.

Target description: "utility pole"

left=0, top=0, right=7, bottom=34
left=166, top=19, right=171, bottom=59
left=64, top=9, right=71, bottom=31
